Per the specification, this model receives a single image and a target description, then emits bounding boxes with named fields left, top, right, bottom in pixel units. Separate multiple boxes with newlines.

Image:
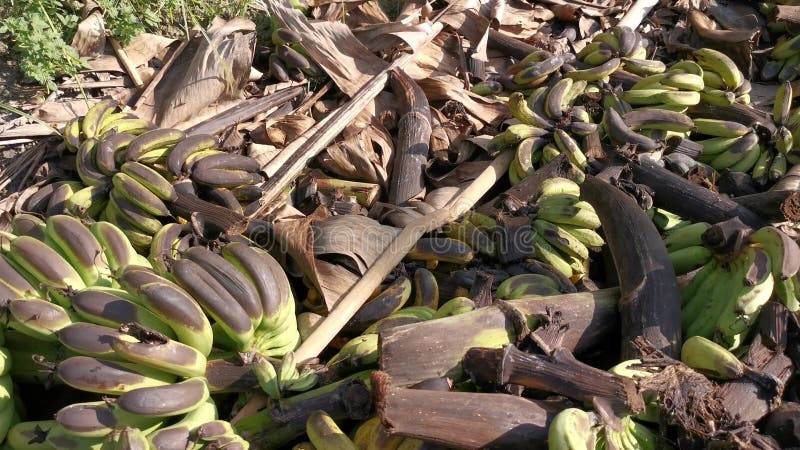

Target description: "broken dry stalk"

left=292, top=150, right=514, bottom=365
left=464, top=345, right=645, bottom=414
left=717, top=336, right=794, bottom=423
left=388, top=69, right=432, bottom=205
left=582, top=175, right=682, bottom=359
left=109, top=36, right=144, bottom=87
left=184, top=86, right=304, bottom=136
left=234, top=371, right=373, bottom=449
left=631, top=159, right=766, bottom=228
left=379, top=288, right=619, bottom=387
left=373, top=371, right=564, bottom=450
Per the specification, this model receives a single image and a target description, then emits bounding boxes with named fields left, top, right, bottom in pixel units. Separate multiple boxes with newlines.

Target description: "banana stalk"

left=464, top=345, right=645, bottom=414
left=582, top=175, right=682, bottom=359
left=631, top=158, right=766, bottom=228
left=379, top=288, right=619, bottom=387
left=234, top=371, right=372, bottom=449
left=373, top=370, right=565, bottom=450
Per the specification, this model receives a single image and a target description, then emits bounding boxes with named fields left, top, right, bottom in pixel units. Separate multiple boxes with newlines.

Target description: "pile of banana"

left=264, top=27, right=322, bottom=83
left=692, top=48, right=750, bottom=106
left=37, top=101, right=266, bottom=250
left=0, top=214, right=313, bottom=448
left=530, top=178, right=604, bottom=278
left=762, top=33, right=800, bottom=82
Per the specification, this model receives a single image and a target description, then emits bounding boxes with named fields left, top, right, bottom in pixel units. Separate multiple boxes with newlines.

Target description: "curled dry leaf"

left=266, top=0, right=388, bottom=97
left=155, top=17, right=256, bottom=127
left=312, top=215, right=400, bottom=274
left=260, top=114, right=317, bottom=148
left=274, top=208, right=402, bottom=311
left=71, top=8, right=105, bottom=57
left=317, top=125, right=392, bottom=187
left=687, top=10, right=759, bottom=74
left=353, top=22, right=443, bottom=54
left=415, top=75, right=507, bottom=128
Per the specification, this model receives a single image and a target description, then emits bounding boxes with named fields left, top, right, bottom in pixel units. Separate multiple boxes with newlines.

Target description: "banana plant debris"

left=5, top=0, right=800, bottom=448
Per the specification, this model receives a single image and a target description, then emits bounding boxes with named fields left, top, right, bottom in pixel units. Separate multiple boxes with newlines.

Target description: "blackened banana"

left=124, top=129, right=185, bottom=162
left=604, top=107, right=659, bottom=151
left=167, top=134, right=218, bottom=176
left=77, top=138, right=112, bottom=186
left=193, top=154, right=261, bottom=173
left=182, top=247, right=262, bottom=325
left=111, top=335, right=207, bottom=378
left=205, top=188, right=243, bottom=214
left=171, top=259, right=254, bottom=349
left=56, top=322, right=126, bottom=359
left=96, top=133, right=136, bottom=175
left=117, top=377, right=209, bottom=417
left=70, top=287, right=176, bottom=338
left=192, top=168, right=263, bottom=188
left=220, top=242, right=292, bottom=321
left=55, top=356, right=175, bottom=395
left=111, top=173, right=171, bottom=217
left=120, top=161, right=177, bottom=202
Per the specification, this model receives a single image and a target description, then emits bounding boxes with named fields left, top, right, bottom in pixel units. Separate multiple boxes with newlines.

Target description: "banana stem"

left=464, top=345, right=645, bottom=414
left=379, top=288, right=619, bottom=387
left=170, top=191, right=249, bottom=235
left=234, top=371, right=372, bottom=449
left=631, top=159, right=766, bottom=228
left=373, top=371, right=564, bottom=450
left=581, top=175, right=682, bottom=359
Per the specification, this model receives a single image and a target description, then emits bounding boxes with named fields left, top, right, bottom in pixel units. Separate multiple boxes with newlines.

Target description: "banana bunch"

left=54, top=101, right=266, bottom=250
left=264, top=26, right=323, bottom=83
left=620, top=60, right=704, bottom=113
left=692, top=48, right=750, bottom=106
left=351, top=416, right=426, bottom=450
left=576, top=26, right=662, bottom=78
left=680, top=229, right=789, bottom=350
left=762, top=33, right=800, bottom=82
left=530, top=178, right=604, bottom=278
left=547, top=408, right=658, bottom=450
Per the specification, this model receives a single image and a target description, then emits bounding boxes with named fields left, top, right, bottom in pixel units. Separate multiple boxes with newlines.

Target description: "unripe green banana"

left=681, top=335, right=746, bottom=379
left=694, top=48, right=742, bottom=89
left=547, top=408, right=595, bottom=450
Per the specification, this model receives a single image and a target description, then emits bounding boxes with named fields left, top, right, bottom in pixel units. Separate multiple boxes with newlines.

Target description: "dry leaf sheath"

left=388, top=69, right=432, bottom=205
left=582, top=175, right=682, bottom=359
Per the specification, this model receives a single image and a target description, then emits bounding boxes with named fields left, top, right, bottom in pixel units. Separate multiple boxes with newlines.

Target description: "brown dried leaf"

left=71, top=10, right=105, bottom=57
left=426, top=159, right=492, bottom=188
left=155, top=18, right=256, bottom=127
left=353, top=22, right=442, bottom=54
left=266, top=1, right=388, bottom=97
left=274, top=209, right=398, bottom=311
left=261, top=114, right=316, bottom=147
left=415, top=75, right=508, bottom=127
left=34, top=98, right=98, bottom=123
left=404, top=34, right=461, bottom=80
left=123, top=33, right=179, bottom=68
